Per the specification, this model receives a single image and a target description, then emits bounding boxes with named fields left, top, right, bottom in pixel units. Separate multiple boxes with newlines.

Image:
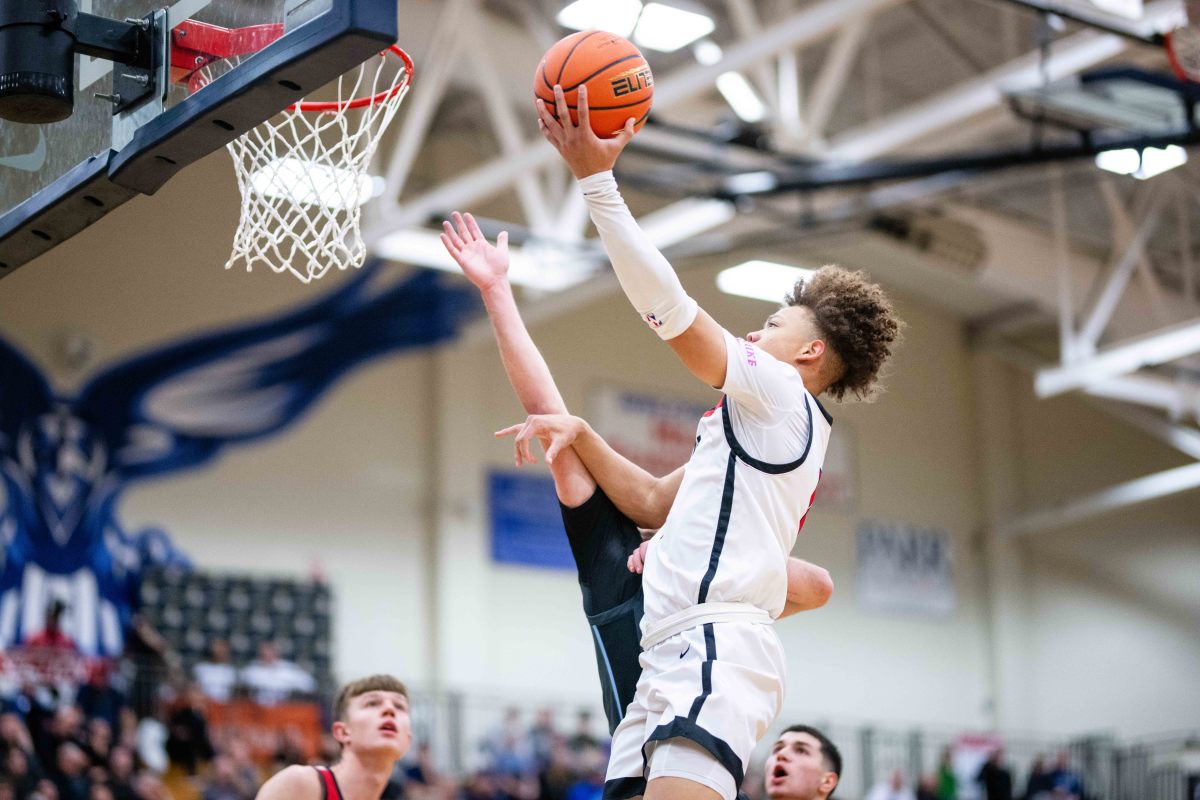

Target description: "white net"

left=223, top=47, right=413, bottom=283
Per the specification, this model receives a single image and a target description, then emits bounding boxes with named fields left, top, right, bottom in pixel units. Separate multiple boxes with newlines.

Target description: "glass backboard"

left=0, top=0, right=398, bottom=276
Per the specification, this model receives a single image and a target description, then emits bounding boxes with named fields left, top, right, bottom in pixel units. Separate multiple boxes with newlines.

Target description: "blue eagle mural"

left=0, top=265, right=473, bottom=656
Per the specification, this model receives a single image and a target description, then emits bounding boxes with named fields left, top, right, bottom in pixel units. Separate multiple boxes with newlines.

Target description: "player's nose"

left=746, top=330, right=761, bottom=343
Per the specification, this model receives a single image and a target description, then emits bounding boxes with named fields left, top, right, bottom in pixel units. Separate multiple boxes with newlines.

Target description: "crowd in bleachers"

left=0, top=599, right=627, bottom=800
left=0, top=598, right=1122, bottom=800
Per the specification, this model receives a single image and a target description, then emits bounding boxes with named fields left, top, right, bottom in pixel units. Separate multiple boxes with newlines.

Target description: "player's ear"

left=821, top=771, right=839, bottom=795
left=796, top=338, right=825, bottom=364
left=332, top=720, right=350, bottom=746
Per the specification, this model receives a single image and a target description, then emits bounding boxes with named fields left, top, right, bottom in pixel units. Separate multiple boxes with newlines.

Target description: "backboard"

left=0, top=0, right=398, bottom=277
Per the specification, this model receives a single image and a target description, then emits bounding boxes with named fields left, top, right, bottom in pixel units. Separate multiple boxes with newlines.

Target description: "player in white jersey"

left=500, top=86, right=902, bottom=800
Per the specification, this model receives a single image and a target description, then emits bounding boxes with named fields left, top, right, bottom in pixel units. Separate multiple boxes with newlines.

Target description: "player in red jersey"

left=255, top=675, right=411, bottom=800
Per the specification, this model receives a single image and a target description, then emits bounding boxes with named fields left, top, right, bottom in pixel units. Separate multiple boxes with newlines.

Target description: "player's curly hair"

left=785, top=266, right=902, bottom=402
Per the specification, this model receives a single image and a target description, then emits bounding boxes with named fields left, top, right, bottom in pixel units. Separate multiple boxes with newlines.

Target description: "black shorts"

left=561, top=488, right=645, bottom=735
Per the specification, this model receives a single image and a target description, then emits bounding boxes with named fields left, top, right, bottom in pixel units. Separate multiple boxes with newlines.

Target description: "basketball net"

left=222, top=47, right=413, bottom=283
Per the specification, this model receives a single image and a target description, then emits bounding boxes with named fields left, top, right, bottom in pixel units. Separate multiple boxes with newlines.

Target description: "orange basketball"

left=534, top=30, right=653, bottom=138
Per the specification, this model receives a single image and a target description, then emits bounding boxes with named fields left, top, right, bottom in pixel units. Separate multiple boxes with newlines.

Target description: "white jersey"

left=640, top=330, right=832, bottom=641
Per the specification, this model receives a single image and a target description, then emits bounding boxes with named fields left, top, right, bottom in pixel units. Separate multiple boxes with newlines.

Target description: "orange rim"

left=290, top=45, right=413, bottom=113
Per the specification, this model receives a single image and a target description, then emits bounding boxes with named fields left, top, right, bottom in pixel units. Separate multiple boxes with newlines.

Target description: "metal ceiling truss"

left=366, top=0, right=1200, bottom=524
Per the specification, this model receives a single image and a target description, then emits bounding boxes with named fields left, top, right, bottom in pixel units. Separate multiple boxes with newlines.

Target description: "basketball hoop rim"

left=1165, top=27, right=1200, bottom=84
left=289, top=45, right=413, bottom=113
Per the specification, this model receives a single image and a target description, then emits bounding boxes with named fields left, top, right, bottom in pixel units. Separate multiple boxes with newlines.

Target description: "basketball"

left=534, top=30, right=653, bottom=138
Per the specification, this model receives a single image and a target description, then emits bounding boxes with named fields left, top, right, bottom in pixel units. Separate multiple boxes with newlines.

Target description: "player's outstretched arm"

left=255, top=765, right=320, bottom=800
left=780, top=558, right=834, bottom=618
left=497, top=413, right=683, bottom=528
left=536, top=87, right=731, bottom=389
left=440, top=212, right=594, bottom=506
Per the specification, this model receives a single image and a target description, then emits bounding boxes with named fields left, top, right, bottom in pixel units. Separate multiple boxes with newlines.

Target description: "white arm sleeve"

left=579, top=170, right=698, bottom=340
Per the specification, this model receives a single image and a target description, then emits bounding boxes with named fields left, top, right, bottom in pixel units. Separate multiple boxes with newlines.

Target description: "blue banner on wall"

left=489, top=471, right=573, bottom=570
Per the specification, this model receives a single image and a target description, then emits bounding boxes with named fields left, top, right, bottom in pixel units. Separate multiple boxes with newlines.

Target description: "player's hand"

left=627, top=539, right=652, bottom=574
left=495, top=413, right=588, bottom=466
left=439, top=211, right=509, bottom=292
left=536, top=84, right=636, bottom=180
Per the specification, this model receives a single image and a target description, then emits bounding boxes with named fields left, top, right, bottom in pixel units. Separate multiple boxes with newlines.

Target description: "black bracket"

left=68, top=9, right=159, bottom=113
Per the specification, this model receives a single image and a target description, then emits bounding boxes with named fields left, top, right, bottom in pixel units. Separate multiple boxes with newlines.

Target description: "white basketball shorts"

left=603, top=620, right=786, bottom=800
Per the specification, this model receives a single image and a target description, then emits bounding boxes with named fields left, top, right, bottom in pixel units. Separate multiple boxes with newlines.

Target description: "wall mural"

left=0, top=265, right=473, bottom=657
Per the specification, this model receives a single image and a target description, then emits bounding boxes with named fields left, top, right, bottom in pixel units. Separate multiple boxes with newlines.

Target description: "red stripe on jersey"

left=316, top=766, right=341, bottom=800
left=797, top=470, right=821, bottom=534
left=702, top=397, right=725, bottom=418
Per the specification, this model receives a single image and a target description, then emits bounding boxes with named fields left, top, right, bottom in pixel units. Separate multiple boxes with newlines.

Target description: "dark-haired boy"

left=255, top=675, right=411, bottom=800
left=766, top=726, right=842, bottom=800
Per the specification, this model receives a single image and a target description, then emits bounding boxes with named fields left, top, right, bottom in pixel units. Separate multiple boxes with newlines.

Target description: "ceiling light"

left=692, top=39, right=723, bottom=66
left=633, top=2, right=715, bottom=53
left=724, top=171, right=778, bottom=195
left=1135, top=145, right=1187, bottom=179
left=1095, top=145, right=1187, bottom=180
left=249, top=157, right=377, bottom=209
left=1085, top=0, right=1143, bottom=19
left=716, top=260, right=816, bottom=304
left=556, top=0, right=643, bottom=37
left=716, top=72, right=766, bottom=123
left=1095, top=148, right=1140, bottom=175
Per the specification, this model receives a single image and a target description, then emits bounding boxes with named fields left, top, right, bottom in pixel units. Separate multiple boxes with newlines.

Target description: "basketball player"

left=514, top=85, right=901, bottom=800
left=255, top=675, right=411, bottom=800
left=765, top=726, right=842, bottom=800
left=438, top=212, right=835, bottom=736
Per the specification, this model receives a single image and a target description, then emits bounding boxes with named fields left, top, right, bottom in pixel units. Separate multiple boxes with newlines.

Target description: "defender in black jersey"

left=561, top=487, right=645, bottom=733
left=255, top=675, right=410, bottom=800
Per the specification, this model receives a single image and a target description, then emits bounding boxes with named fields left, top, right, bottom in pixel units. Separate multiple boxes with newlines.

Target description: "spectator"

left=0, top=710, right=38, bottom=761
left=221, top=739, right=260, bottom=797
left=78, top=663, right=126, bottom=730
left=976, top=749, right=1014, bottom=800
left=402, top=741, right=441, bottom=796
left=1024, top=755, right=1054, bottom=800
left=866, top=769, right=917, bottom=800
left=84, top=718, right=114, bottom=769
left=462, top=771, right=505, bottom=800
left=166, top=684, right=215, bottom=776
left=1047, top=751, right=1083, bottom=800
left=88, top=784, right=115, bottom=800
left=529, top=709, right=558, bottom=772
left=116, top=708, right=139, bottom=753
left=193, top=641, right=238, bottom=704
left=123, top=616, right=180, bottom=719
left=31, top=778, right=61, bottom=800
left=481, top=708, right=534, bottom=777
left=539, top=741, right=576, bottom=800
left=563, top=748, right=605, bottom=800
left=51, top=741, right=91, bottom=800
left=34, top=705, right=86, bottom=774
left=566, top=711, right=598, bottom=756
left=917, top=774, right=939, bottom=800
left=202, top=755, right=257, bottom=800
left=238, top=643, right=315, bottom=706
left=108, top=746, right=138, bottom=800
left=25, top=601, right=77, bottom=652
left=0, top=777, right=13, bottom=800
left=130, top=772, right=171, bottom=800
left=5, top=745, right=44, bottom=797
left=937, top=747, right=956, bottom=800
